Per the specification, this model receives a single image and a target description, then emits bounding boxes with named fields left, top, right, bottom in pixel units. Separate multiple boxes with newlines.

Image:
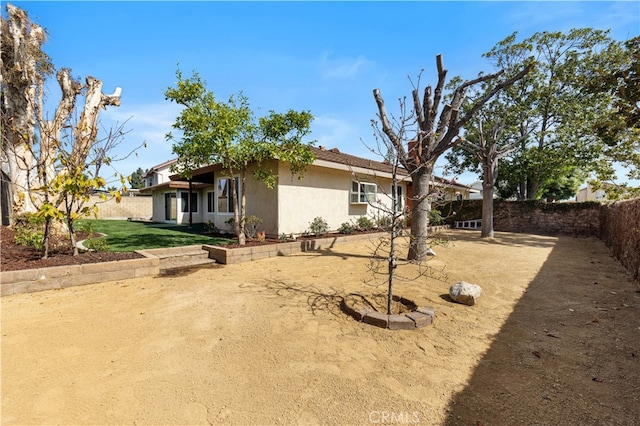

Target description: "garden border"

left=1, top=226, right=450, bottom=297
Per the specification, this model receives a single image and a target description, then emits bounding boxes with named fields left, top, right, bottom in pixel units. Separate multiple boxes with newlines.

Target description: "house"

left=140, top=147, right=477, bottom=237
left=575, top=184, right=608, bottom=202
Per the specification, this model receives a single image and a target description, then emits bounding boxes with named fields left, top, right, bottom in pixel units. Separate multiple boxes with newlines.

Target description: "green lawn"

left=78, top=220, right=234, bottom=252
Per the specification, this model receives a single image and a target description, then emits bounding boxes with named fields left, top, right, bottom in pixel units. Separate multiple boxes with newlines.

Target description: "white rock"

left=449, top=281, right=482, bottom=306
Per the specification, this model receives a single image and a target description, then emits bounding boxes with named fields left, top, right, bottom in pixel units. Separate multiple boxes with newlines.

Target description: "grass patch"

left=78, top=220, right=234, bottom=252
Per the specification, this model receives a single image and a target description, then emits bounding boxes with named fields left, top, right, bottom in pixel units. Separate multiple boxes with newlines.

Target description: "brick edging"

left=340, top=295, right=436, bottom=330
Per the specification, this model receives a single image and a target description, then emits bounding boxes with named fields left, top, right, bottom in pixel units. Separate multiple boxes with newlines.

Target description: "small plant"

left=308, top=216, right=328, bottom=235
left=279, top=233, right=288, bottom=242
left=225, top=215, right=263, bottom=238
left=338, top=222, right=355, bottom=234
left=77, top=220, right=95, bottom=236
left=375, top=214, right=393, bottom=231
left=355, top=216, right=375, bottom=231
left=84, top=237, right=109, bottom=252
left=244, top=215, right=263, bottom=239
left=12, top=213, right=45, bottom=251
left=205, top=220, right=218, bottom=234
left=428, top=208, right=444, bottom=225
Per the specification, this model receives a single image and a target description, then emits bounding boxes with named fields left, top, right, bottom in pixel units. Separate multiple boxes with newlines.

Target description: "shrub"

left=83, top=237, right=109, bottom=252
left=226, top=215, right=263, bottom=238
left=428, top=209, right=444, bottom=225
left=375, top=214, right=392, bottom=231
left=308, top=216, right=328, bottom=235
left=338, top=222, right=355, bottom=234
left=355, top=216, right=375, bottom=231
left=12, top=213, right=45, bottom=251
left=205, top=220, right=218, bottom=234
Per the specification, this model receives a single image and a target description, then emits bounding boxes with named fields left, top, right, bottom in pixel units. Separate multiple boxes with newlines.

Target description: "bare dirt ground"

left=2, top=230, right=639, bottom=425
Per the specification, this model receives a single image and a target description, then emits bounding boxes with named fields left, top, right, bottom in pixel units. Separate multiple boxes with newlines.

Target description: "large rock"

left=449, top=281, right=482, bottom=306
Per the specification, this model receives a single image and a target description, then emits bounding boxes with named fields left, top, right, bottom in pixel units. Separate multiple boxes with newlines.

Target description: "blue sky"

left=6, top=1, right=640, bottom=186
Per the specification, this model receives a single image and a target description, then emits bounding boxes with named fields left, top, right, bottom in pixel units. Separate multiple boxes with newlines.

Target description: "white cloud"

left=100, top=102, right=182, bottom=173
left=319, top=52, right=372, bottom=80
left=311, top=114, right=381, bottom=158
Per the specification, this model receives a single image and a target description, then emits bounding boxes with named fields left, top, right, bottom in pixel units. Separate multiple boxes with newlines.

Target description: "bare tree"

left=373, top=54, right=532, bottom=261
left=1, top=4, right=130, bottom=257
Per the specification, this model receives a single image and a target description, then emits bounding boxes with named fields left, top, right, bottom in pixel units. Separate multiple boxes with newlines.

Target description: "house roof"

left=311, top=146, right=474, bottom=191
left=142, top=158, right=177, bottom=178
left=138, top=180, right=210, bottom=194
left=311, top=146, right=402, bottom=176
left=153, top=145, right=475, bottom=191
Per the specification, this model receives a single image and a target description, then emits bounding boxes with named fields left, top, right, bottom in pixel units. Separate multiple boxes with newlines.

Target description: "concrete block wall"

left=90, top=195, right=152, bottom=220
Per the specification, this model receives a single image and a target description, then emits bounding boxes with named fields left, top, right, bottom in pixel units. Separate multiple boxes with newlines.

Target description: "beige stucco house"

left=140, top=147, right=477, bottom=237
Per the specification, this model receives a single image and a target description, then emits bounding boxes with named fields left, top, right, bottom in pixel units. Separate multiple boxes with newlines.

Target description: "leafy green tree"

left=165, top=69, right=315, bottom=245
left=129, top=167, right=145, bottom=189
left=583, top=36, right=640, bottom=199
left=539, top=166, right=587, bottom=202
left=484, top=29, right=621, bottom=200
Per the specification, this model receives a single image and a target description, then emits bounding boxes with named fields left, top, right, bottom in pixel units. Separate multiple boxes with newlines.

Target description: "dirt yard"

left=2, top=230, right=639, bottom=425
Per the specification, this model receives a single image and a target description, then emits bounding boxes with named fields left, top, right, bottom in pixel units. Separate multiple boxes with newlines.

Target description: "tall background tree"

left=372, top=55, right=531, bottom=260
left=479, top=29, right=627, bottom=201
left=584, top=36, right=640, bottom=199
left=165, top=69, right=315, bottom=245
left=129, top=167, right=146, bottom=189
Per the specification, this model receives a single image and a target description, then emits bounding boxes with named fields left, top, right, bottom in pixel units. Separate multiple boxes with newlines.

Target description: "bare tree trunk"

left=481, top=160, right=497, bottom=238
left=408, top=166, right=432, bottom=261
left=231, top=169, right=246, bottom=245
left=1, top=4, right=46, bottom=221
left=42, top=217, right=52, bottom=259
left=66, top=214, right=78, bottom=256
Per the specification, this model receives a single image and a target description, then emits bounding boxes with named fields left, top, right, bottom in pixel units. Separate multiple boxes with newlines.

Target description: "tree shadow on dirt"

left=264, top=279, right=395, bottom=318
left=444, top=229, right=560, bottom=248
left=443, top=236, right=640, bottom=425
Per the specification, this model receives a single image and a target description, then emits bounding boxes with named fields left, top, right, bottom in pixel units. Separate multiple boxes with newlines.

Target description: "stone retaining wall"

left=0, top=253, right=159, bottom=297
left=600, top=198, right=640, bottom=283
left=447, top=200, right=602, bottom=237
left=443, top=198, right=639, bottom=282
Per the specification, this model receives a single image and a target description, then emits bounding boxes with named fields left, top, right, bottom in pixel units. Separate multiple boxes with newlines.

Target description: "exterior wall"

left=176, top=189, right=204, bottom=225
left=151, top=191, right=168, bottom=222
left=277, top=162, right=406, bottom=235
left=576, top=185, right=607, bottom=202
left=245, top=161, right=279, bottom=236
left=600, top=198, right=640, bottom=283
left=90, top=194, right=152, bottom=220
left=144, top=164, right=174, bottom=188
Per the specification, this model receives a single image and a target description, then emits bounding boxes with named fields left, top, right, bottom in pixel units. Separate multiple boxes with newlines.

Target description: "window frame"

left=217, top=176, right=240, bottom=214
left=206, top=191, right=215, bottom=213
left=350, top=181, right=377, bottom=204
left=392, top=184, right=404, bottom=212
left=179, top=191, right=199, bottom=213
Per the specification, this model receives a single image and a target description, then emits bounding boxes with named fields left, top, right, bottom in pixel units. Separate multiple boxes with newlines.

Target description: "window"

left=180, top=191, right=198, bottom=213
left=207, top=191, right=215, bottom=213
left=351, top=181, right=377, bottom=204
left=217, top=177, right=239, bottom=213
left=392, top=184, right=404, bottom=212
